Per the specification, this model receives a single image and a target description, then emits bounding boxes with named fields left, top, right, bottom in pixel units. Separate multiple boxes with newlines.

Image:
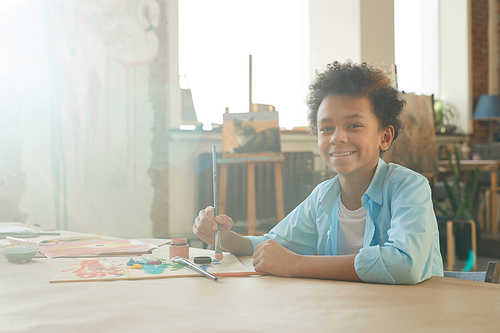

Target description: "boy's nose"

left=329, top=131, right=348, bottom=145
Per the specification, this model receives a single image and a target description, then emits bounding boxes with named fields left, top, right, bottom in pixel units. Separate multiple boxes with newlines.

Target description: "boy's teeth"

left=332, top=151, right=353, bottom=157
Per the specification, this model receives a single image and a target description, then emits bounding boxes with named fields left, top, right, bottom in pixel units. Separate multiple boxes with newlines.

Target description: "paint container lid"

left=194, top=256, right=212, bottom=264
left=171, top=238, right=188, bottom=246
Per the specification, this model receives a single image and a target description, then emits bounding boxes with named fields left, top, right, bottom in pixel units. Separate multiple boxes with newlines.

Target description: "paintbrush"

left=172, top=256, right=218, bottom=281
left=212, top=145, right=223, bottom=261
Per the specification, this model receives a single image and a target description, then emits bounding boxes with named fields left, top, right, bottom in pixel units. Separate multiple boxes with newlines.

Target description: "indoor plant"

left=434, top=99, right=460, bottom=134
left=434, top=145, right=480, bottom=260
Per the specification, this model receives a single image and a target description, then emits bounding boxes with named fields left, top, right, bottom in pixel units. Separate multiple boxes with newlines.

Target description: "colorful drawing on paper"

left=49, top=253, right=250, bottom=283
left=39, top=239, right=157, bottom=258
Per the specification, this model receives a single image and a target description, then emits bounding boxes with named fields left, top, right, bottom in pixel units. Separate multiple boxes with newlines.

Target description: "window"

left=178, top=0, right=309, bottom=128
left=394, top=0, right=440, bottom=96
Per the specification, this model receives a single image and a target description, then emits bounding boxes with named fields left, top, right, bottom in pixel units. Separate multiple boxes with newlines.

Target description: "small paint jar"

left=169, top=238, right=189, bottom=259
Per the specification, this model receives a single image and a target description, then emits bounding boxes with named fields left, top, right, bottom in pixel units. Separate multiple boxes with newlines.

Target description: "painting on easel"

left=222, top=110, right=281, bottom=156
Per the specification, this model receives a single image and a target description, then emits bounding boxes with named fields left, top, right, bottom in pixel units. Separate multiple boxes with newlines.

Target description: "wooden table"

left=1, top=229, right=499, bottom=333
left=438, top=160, right=500, bottom=234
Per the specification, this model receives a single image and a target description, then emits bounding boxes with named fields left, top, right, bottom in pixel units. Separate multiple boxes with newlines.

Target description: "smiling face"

left=317, top=94, right=394, bottom=181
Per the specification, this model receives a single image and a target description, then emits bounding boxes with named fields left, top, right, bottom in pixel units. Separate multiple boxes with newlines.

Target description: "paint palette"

left=49, top=253, right=250, bottom=283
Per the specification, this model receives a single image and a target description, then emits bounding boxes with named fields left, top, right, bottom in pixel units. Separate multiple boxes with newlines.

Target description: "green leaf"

left=437, top=146, right=480, bottom=219
left=442, top=176, right=458, bottom=214
left=433, top=199, right=449, bottom=216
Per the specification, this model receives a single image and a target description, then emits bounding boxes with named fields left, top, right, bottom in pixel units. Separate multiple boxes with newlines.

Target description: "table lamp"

left=473, top=94, right=500, bottom=143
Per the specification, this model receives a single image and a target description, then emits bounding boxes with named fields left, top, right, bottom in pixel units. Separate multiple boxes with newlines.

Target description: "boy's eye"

left=319, top=126, right=333, bottom=132
left=348, top=124, right=361, bottom=129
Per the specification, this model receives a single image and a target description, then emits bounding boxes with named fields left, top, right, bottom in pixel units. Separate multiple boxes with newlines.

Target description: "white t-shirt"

left=337, top=200, right=367, bottom=255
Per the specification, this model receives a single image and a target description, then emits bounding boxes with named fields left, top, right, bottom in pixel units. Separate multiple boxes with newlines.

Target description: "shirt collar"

left=320, top=158, right=388, bottom=213
left=364, top=158, right=388, bottom=205
left=319, top=177, right=340, bottom=215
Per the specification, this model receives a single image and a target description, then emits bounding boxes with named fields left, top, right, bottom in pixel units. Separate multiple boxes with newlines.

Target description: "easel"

left=218, top=55, right=285, bottom=235
left=217, top=154, right=285, bottom=235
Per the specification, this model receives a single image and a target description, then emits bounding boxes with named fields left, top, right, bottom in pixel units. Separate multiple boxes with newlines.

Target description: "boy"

left=193, top=61, right=444, bottom=284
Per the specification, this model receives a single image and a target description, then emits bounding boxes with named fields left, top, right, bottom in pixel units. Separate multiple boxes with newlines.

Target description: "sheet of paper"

left=50, top=251, right=250, bottom=283
left=39, top=239, right=157, bottom=258
left=133, top=238, right=171, bottom=247
left=0, top=225, right=36, bottom=233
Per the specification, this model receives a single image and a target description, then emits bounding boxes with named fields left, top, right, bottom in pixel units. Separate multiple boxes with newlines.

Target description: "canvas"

left=222, top=111, right=281, bottom=156
left=383, top=93, right=438, bottom=176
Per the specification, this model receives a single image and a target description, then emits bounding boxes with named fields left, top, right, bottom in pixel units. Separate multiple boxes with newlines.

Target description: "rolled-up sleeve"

left=354, top=175, right=439, bottom=284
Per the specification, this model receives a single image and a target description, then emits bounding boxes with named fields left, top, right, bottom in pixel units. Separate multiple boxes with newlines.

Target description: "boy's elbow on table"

left=387, top=266, right=424, bottom=285
left=354, top=248, right=430, bottom=285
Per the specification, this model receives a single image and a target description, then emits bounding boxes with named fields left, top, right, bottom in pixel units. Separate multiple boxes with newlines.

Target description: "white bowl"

left=1, top=243, right=39, bottom=263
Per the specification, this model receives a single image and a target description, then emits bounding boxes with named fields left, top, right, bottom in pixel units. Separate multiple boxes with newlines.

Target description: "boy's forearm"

left=222, top=231, right=254, bottom=256
left=291, top=254, right=362, bottom=282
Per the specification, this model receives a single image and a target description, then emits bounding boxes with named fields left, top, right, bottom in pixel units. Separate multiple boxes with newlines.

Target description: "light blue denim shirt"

left=246, top=158, right=444, bottom=285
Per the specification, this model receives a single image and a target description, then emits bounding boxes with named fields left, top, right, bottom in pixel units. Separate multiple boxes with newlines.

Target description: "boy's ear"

left=380, top=125, right=395, bottom=152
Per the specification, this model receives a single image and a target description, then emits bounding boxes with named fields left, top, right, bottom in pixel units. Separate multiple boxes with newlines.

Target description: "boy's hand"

left=193, top=206, right=233, bottom=245
left=252, top=240, right=299, bottom=277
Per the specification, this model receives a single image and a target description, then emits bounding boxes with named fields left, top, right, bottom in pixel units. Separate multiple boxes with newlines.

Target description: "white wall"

left=309, top=0, right=394, bottom=78
left=1, top=0, right=182, bottom=238
left=308, top=0, right=361, bottom=76
left=166, top=0, right=182, bottom=128
left=360, top=0, right=395, bottom=65
left=440, top=0, right=472, bottom=133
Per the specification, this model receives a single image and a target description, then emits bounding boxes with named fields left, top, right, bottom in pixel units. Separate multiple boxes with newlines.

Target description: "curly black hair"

left=306, top=61, right=405, bottom=154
